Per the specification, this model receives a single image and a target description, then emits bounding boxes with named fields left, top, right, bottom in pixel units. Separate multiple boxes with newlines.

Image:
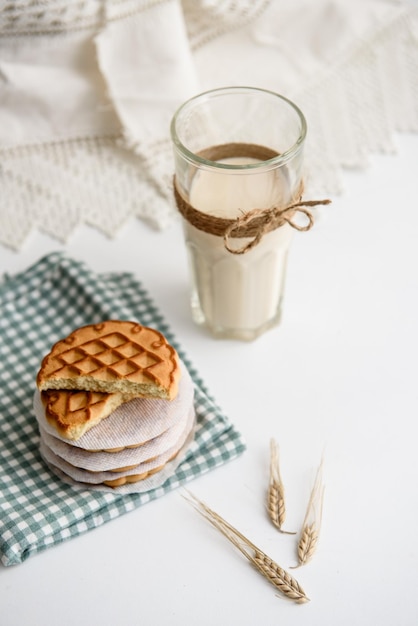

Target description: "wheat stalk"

left=267, top=439, right=295, bottom=534
left=292, top=458, right=325, bottom=568
left=184, top=491, right=309, bottom=604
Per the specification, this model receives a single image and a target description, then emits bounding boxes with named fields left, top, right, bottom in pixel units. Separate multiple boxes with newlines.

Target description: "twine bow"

left=223, top=197, right=331, bottom=255
left=172, top=142, right=331, bottom=255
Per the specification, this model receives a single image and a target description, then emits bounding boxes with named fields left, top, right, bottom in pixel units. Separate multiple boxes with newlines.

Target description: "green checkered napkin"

left=0, top=252, right=246, bottom=566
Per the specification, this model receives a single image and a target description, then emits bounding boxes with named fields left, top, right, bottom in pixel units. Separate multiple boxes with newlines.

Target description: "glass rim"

left=170, top=86, right=307, bottom=171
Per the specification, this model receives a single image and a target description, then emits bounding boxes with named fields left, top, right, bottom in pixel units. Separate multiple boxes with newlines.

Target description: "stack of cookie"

left=33, top=320, right=195, bottom=490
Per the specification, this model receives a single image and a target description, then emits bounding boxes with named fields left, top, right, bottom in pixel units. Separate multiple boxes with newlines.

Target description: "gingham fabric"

left=0, top=252, right=246, bottom=566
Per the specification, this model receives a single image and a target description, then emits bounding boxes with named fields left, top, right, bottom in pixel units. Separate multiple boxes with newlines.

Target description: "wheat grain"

left=184, top=491, right=309, bottom=604
left=267, top=439, right=295, bottom=534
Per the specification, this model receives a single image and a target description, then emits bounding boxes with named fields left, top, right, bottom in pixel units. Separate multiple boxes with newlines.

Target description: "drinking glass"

left=171, top=86, right=307, bottom=341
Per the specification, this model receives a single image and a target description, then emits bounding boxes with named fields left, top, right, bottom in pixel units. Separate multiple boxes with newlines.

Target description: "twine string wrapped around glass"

left=171, top=87, right=329, bottom=341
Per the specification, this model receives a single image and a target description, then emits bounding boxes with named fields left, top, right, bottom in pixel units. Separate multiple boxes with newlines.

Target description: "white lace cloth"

left=1, top=0, right=417, bottom=250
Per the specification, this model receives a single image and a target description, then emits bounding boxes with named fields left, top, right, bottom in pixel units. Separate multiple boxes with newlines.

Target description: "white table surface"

left=1, top=133, right=418, bottom=626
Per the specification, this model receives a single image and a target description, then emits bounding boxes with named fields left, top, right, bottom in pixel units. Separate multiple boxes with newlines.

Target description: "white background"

left=1, top=133, right=418, bottom=625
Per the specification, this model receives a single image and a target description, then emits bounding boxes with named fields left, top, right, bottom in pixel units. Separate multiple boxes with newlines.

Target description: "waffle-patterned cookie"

left=41, top=389, right=129, bottom=440
left=102, top=466, right=164, bottom=488
left=37, top=320, right=180, bottom=400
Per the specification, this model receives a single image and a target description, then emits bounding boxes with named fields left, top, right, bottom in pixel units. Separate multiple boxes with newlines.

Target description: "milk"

left=183, top=158, right=294, bottom=340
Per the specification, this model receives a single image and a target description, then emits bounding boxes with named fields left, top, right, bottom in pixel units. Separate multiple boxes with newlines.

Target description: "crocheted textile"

left=0, top=0, right=417, bottom=249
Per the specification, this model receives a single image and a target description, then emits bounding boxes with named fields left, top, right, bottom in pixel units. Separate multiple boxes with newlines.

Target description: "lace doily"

left=0, top=0, right=417, bottom=250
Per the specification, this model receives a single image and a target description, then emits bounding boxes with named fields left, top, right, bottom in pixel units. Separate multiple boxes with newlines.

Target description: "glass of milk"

left=170, top=86, right=306, bottom=341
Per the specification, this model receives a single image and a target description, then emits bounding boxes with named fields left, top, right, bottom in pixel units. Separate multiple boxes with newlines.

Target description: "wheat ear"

left=267, top=439, right=295, bottom=534
left=292, top=458, right=325, bottom=568
left=184, top=491, right=309, bottom=604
